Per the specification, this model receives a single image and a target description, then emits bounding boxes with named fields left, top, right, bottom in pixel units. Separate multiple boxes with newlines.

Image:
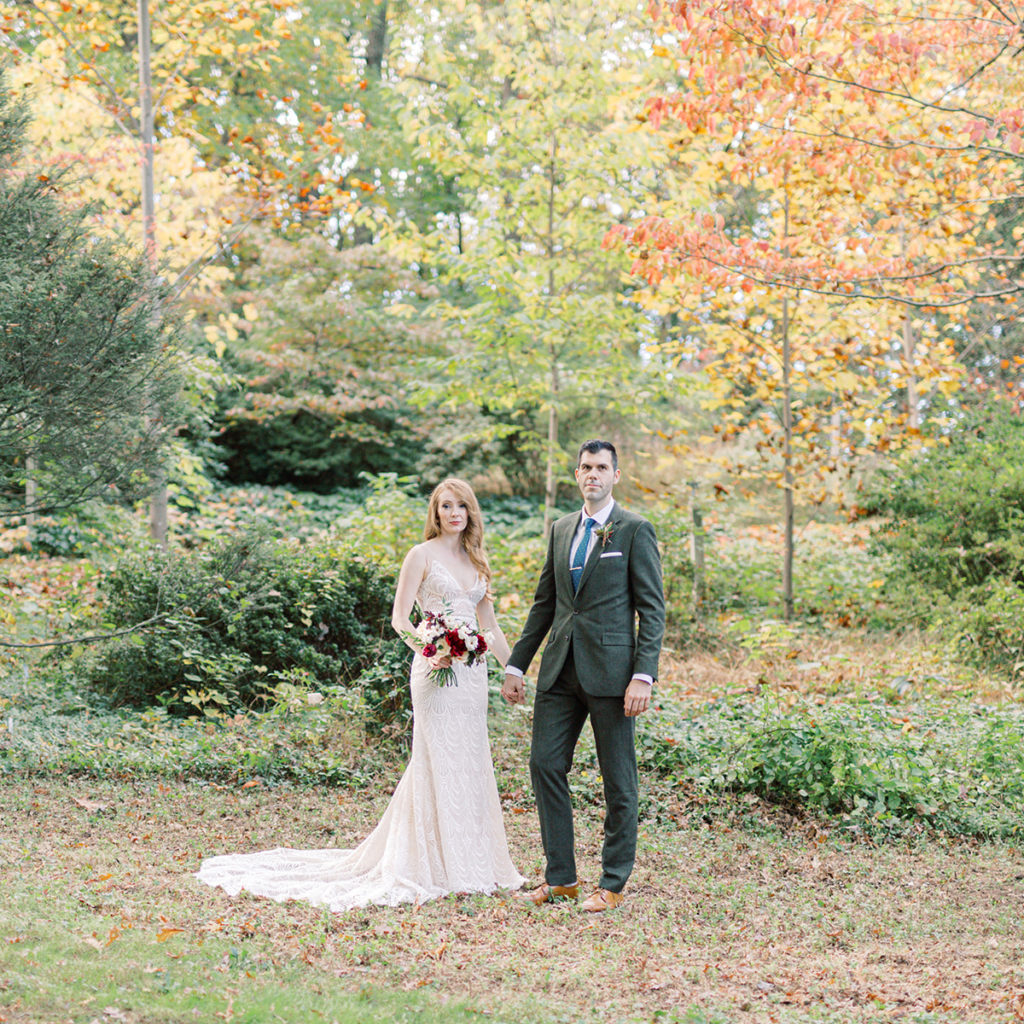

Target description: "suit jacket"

left=509, top=502, right=665, bottom=697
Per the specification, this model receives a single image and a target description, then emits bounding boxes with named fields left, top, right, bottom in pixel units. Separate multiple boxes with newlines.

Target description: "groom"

left=502, top=440, right=665, bottom=913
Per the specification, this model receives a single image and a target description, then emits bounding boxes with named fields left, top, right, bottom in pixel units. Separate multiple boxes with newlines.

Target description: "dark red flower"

left=422, top=643, right=437, bottom=658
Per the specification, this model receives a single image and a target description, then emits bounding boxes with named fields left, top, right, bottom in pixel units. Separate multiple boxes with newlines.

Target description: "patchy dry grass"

left=2, top=768, right=1022, bottom=1024
left=660, top=624, right=1017, bottom=706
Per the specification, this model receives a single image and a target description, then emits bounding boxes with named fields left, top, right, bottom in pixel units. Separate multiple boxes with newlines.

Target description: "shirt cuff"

left=631, top=674, right=653, bottom=686
left=505, top=665, right=524, bottom=678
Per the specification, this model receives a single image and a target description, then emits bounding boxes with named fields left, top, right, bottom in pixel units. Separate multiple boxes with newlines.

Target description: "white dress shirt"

left=569, top=499, right=615, bottom=570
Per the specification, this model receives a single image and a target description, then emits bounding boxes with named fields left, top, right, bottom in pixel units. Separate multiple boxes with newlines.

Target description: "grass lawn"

left=2, top=756, right=1022, bottom=1024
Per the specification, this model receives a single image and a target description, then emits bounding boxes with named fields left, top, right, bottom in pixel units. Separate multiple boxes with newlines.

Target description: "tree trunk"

left=781, top=186, right=794, bottom=621
left=899, top=225, right=920, bottom=430
left=544, top=399, right=558, bottom=538
left=902, top=314, right=920, bottom=431
left=831, top=407, right=843, bottom=505
left=25, top=451, right=37, bottom=547
left=364, top=0, right=388, bottom=78
left=351, top=0, right=387, bottom=247
left=689, top=481, right=705, bottom=617
left=542, top=132, right=559, bottom=537
left=139, top=0, right=167, bottom=547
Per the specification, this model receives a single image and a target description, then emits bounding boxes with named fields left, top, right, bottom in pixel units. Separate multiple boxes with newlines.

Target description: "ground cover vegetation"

left=3, top=0, right=1024, bottom=1020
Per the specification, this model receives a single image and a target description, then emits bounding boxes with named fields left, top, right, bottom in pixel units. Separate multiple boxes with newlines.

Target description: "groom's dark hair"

left=577, top=439, right=618, bottom=471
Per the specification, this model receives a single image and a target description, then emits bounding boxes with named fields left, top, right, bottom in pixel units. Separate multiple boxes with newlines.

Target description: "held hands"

left=502, top=674, right=650, bottom=713
left=428, top=654, right=453, bottom=671
left=624, top=678, right=652, bottom=718
left=501, top=672, right=525, bottom=704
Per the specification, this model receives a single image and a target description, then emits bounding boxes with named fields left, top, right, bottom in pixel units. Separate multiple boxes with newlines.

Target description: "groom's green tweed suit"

left=509, top=502, right=665, bottom=892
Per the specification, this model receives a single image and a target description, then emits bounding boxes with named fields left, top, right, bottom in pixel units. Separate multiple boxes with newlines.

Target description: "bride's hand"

left=428, top=654, right=453, bottom=670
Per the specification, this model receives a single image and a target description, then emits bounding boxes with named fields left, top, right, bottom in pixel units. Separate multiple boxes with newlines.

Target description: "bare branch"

left=646, top=243, right=1024, bottom=308
left=0, top=614, right=168, bottom=649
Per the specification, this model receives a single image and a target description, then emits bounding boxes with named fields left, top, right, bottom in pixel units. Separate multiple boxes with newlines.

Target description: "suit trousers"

left=529, top=647, right=639, bottom=893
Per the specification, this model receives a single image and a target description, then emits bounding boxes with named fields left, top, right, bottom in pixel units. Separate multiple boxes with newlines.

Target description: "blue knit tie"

left=570, top=517, right=597, bottom=593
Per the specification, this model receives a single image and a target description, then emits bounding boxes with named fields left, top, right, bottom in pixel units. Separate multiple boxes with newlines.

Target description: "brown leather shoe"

left=516, top=881, right=580, bottom=906
left=580, top=887, right=625, bottom=913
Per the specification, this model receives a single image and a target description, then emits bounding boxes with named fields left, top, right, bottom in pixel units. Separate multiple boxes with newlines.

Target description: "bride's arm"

left=392, top=545, right=428, bottom=652
left=476, top=596, right=511, bottom=668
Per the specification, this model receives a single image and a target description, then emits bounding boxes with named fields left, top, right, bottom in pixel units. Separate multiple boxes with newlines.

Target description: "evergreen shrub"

left=83, top=532, right=411, bottom=724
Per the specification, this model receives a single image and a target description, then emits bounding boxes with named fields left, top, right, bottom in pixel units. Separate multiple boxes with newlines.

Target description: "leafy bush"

left=0, top=671, right=396, bottom=786
left=948, top=579, right=1024, bottom=683
left=215, top=406, right=431, bottom=492
left=647, top=503, right=697, bottom=642
left=169, top=484, right=365, bottom=547
left=864, top=404, right=1024, bottom=676
left=22, top=502, right=143, bottom=559
left=81, top=531, right=410, bottom=721
left=867, top=404, right=1024, bottom=598
left=692, top=518, right=888, bottom=628
left=638, top=694, right=1024, bottom=837
left=328, top=473, right=425, bottom=572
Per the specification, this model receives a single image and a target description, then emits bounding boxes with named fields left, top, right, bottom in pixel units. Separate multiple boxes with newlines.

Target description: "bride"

left=196, top=478, right=525, bottom=911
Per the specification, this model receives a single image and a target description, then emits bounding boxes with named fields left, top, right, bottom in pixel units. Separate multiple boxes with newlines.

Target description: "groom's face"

left=575, top=450, right=620, bottom=507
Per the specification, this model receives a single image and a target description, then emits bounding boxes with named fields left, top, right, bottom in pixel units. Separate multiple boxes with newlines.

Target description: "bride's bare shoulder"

left=400, top=542, right=431, bottom=574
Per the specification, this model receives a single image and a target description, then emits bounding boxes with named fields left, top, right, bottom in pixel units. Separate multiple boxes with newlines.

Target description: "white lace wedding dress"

left=196, top=561, right=525, bottom=911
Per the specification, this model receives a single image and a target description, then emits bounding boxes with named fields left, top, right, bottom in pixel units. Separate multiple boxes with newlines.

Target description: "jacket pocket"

left=602, top=631, right=635, bottom=647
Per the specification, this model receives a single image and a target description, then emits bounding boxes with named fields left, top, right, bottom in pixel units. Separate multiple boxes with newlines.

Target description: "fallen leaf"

left=156, top=928, right=184, bottom=942
left=74, top=797, right=106, bottom=813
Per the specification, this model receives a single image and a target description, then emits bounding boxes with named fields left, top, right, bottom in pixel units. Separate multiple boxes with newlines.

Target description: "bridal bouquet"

left=410, top=610, right=492, bottom=687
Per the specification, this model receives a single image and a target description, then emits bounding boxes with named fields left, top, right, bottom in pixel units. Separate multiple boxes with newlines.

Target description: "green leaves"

left=78, top=530, right=409, bottom=721
left=639, top=694, right=1024, bottom=837
left=396, top=0, right=686, bottom=506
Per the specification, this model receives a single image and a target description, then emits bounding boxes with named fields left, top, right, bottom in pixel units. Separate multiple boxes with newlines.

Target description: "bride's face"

left=436, top=490, right=469, bottom=536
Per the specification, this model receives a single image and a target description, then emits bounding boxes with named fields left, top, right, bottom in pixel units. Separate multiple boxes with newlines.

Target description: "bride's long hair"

left=424, top=478, right=491, bottom=585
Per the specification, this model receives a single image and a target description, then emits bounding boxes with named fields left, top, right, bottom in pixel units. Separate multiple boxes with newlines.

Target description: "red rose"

left=447, top=631, right=467, bottom=658
left=422, top=643, right=437, bottom=658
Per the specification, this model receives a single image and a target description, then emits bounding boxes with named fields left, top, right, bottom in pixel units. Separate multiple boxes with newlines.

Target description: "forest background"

left=2, top=2, right=1024, bottom=1023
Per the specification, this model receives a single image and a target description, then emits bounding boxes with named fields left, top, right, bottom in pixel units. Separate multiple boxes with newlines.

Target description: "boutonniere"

left=594, top=523, right=614, bottom=548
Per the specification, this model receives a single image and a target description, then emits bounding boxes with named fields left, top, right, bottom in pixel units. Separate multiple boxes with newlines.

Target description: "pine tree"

left=0, top=85, right=181, bottom=520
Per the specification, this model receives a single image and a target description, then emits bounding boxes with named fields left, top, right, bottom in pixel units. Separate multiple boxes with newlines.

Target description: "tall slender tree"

left=607, top=0, right=1001, bottom=612
left=398, top=0, right=684, bottom=528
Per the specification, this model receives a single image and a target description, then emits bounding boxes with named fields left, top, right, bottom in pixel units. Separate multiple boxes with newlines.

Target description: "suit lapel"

left=576, top=503, right=623, bottom=597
